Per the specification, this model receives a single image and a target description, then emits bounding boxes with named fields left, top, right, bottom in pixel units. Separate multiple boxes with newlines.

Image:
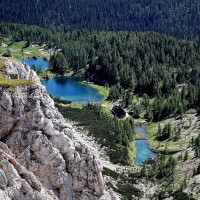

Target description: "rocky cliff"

left=0, top=57, right=116, bottom=200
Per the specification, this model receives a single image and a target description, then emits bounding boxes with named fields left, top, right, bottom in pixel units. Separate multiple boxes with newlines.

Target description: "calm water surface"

left=41, top=77, right=103, bottom=103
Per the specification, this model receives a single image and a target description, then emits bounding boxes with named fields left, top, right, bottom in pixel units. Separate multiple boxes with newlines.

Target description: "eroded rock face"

left=0, top=57, right=115, bottom=200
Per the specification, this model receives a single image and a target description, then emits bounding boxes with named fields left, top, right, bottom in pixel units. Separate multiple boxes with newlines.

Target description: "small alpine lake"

left=134, top=126, right=157, bottom=165
left=17, top=57, right=103, bottom=103
left=41, top=77, right=103, bottom=103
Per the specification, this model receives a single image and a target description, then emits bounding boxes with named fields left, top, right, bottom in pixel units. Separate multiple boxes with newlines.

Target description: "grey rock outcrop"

left=0, top=57, right=116, bottom=200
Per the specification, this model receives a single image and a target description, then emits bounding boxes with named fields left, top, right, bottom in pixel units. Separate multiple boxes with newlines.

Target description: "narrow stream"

left=134, top=126, right=157, bottom=165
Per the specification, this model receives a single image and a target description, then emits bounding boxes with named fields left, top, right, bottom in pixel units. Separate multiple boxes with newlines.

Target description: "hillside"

left=0, top=6, right=200, bottom=198
left=0, top=0, right=200, bottom=40
left=2, top=23, right=200, bottom=121
left=0, top=57, right=199, bottom=199
left=0, top=57, right=118, bottom=200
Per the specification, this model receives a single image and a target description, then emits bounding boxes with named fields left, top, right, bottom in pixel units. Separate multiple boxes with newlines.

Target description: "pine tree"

left=183, top=151, right=188, bottom=161
left=157, top=123, right=162, bottom=138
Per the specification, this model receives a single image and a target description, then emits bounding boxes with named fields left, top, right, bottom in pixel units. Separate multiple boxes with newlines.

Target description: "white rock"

left=0, top=57, right=117, bottom=200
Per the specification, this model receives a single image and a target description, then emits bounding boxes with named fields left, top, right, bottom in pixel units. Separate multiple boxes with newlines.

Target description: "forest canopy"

left=0, top=0, right=200, bottom=41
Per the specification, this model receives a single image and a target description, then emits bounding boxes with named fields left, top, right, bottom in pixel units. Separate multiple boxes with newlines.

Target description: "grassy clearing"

left=0, top=37, right=11, bottom=45
left=146, top=122, right=157, bottom=137
left=0, top=61, right=5, bottom=70
left=127, top=141, right=135, bottom=165
left=0, top=78, right=35, bottom=92
left=0, top=36, right=50, bottom=58
left=147, top=122, right=188, bottom=154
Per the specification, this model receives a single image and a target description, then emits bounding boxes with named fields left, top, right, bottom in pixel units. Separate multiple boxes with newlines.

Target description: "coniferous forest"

left=0, top=0, right=200, bottom=41
left=1, top=23, right=200, bottom=121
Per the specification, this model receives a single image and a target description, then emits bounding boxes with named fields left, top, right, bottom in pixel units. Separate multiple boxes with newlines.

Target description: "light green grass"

left=39, top=70, right=54, bottom=81
left=147, top=122, right=157, bottom=137
left=147, top=122, right=188, bottom=153
left=0, top=61, right=5, bottom=77
left=0, top=36, right=11, bottom=45
left=127, top=140, right=135, bottom=165
left=89, top=84, right=109, bottom=100
left=0, top=37, right=50, bottom=58
left=0, top=78, right=35, bottom=87
left=0, top=61, right=5, bottom=70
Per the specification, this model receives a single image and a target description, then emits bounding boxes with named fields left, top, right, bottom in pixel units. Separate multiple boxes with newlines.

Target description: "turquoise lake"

left=17, top=58, right=102, bottom=103
left=134, top=126, right=157, bottom=165
left=41, top=77, right=103, bottom=103
left=17, top=57, right=49, bottom=70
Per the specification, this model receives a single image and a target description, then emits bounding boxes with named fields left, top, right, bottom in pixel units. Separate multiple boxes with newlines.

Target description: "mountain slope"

left=0, top=57, right=117, bottom=200
left=0, top=0, right=200, bottom=40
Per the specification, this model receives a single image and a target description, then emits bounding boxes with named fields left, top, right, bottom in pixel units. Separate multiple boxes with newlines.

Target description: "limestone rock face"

left=0, top=57, right=115, bottom=200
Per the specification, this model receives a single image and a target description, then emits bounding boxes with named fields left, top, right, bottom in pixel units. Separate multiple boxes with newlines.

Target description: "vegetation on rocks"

left=0, top=78, right=35, bottom=90
left=0, top=60, right=35, bottom=91
left=102, top=167, right=142, bottom=199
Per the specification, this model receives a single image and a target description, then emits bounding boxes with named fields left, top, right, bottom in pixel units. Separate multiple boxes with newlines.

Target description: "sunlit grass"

left=0, top=78, right=35, bottom=87
left=0, top=60, right=5, bottom=77
left=88, top=83, right=109, bottom=101
left=127, top=141, right=135, bottom=165
left=0, top=61, right=5, bottom=69
left=0, top=36, right=11, bottom=45
left=0, top=36, right=50, bottom=58
left=0, top=60, right=35, bottom=91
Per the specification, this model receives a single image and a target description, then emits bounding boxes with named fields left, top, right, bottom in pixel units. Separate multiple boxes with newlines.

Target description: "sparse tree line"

left=156, top=123, right=181, bottom=141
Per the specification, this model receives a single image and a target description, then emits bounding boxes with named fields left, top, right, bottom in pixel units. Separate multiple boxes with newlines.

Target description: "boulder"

left=112, top=106, right=126, bottom=118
